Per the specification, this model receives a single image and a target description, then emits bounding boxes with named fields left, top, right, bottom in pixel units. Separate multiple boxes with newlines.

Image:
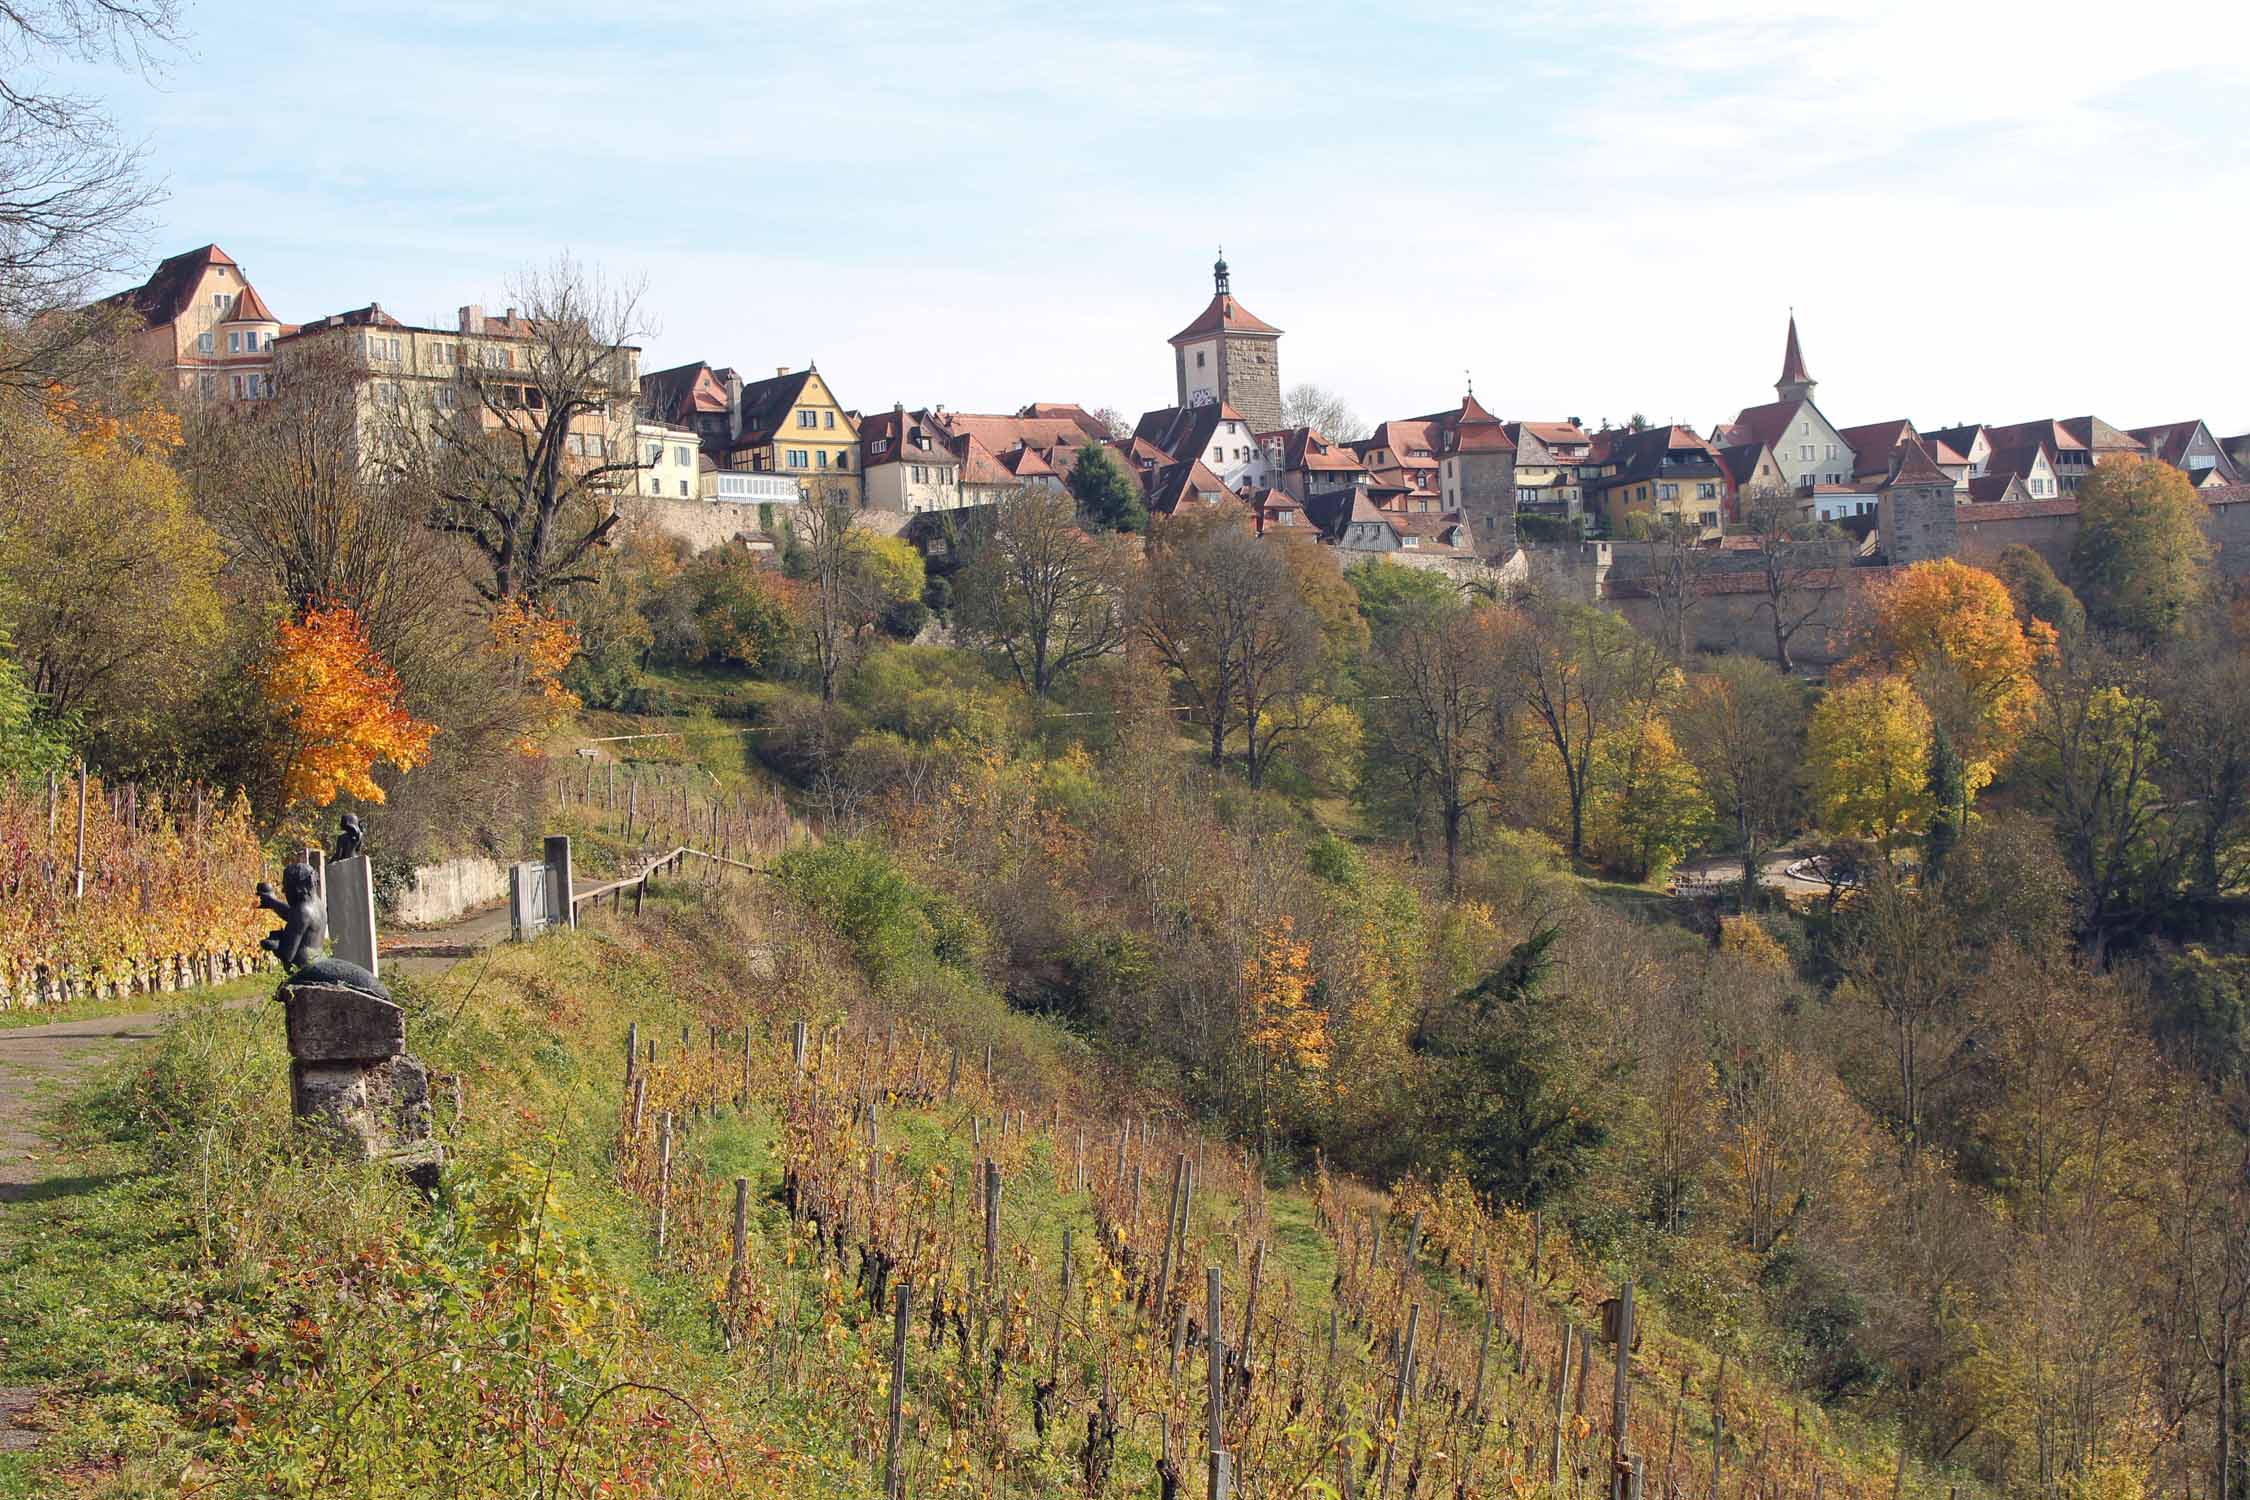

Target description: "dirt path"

left=0, top=900, right=509, bottom=1461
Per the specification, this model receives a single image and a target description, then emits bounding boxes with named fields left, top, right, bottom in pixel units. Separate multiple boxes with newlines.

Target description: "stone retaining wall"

left=385, top=856, right=510, bottom=928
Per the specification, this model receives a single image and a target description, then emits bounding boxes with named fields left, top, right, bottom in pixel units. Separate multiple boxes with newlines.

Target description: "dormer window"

left=871, top=438, right=890, bottom=455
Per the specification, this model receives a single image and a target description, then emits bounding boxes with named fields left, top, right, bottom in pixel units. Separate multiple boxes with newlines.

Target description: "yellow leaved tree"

left=487, top=597, right=583, bottom=750
left=264, top=604, right=437, bottom=813
left=1245, top=915, right=1329, bottom=1079
left=1807, top=674, right=1934, bottom=846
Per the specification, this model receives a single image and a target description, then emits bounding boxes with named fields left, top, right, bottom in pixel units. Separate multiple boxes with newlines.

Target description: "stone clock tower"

left=1167, top=255, right=1283, bottom=434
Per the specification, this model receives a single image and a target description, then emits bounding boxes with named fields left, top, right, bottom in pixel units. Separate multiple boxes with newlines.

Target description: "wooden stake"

left=1206, top=1266, right=1230, bottom=1500
left=655, top=1113, right=674, bottom=1255
left=884, top=1280, right=909, bottom=1500
left=1550, top=1315, right=1573, bottom=1483
left=727, top=1176, right=750, bottom=1303
left=1379, top=1302, right=1420, bottom=1500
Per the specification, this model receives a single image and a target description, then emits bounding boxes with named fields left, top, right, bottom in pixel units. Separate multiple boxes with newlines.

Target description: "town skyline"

left=55, top=0, right=2250, bottom=433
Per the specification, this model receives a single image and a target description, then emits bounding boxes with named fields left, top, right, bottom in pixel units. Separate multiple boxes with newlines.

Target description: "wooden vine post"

left=1206, top=1266, right=1231, bottom=1500
left=884, top=1280, right=909, bottom=1500
left=1379, top=1301, right=1420, bottom=1500
left=655, top=1113, right=675, bottom=1255
left=1609, top=1281, right=1635, bottom=1500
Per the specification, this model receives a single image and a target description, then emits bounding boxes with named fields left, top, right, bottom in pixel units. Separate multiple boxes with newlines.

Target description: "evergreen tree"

left=1067, top=443, right=1146, bottom=534
left=1924, top=722, right=1966, bottom=872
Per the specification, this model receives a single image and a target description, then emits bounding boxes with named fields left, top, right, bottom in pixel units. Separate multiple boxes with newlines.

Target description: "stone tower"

left=1444, top=390, right=1520, bottom=559
left=1168, top=255, right=1284, bottom=434
left=1877, top=438, right=1959, bottom=565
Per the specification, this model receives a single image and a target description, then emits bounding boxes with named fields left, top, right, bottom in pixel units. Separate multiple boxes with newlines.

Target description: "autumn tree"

left=954, top=485, right=1130, bottom=696
left=1140, top=507, right=1354, bottom=787
left=1357, top=592, right=1514, bottom=890
left=1806, top=674, right=1934, bottom=846
left=787, top=489, right=924, bottom=701
left=0, top=382, right=222, bottom=763
left=2071, top=454, right=2214, bottom=642
left=1066, top=442, right=1145, bottom=534
left=262, top=603, right=437, bottom=813
left=1741, top=486, right=1849, bottom=673
left=1853, top=558, right=2050, bottom=780
left=1585, top=713, right=1709, bottom=881
left=1672, top=654, right=1810, bottom=897
left=1503, top=598, right=1667, bottom=863
left=402, top=257, right=646, bottom=605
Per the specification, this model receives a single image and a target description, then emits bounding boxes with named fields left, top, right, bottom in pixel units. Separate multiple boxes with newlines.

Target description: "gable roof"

left=1838, top=419, right=1918, bottom=477
left=1718, top=398, right=1812, bottom=448
left=227, top=283, right=277, bottom=322
left=641, top=361, right=727, bottom=424
left=728, top=369, right=836, bottom=446
left=859, top=407, right=957, bottom=465
left=1134, top=402, right=1249, bottom=465
left=1921, top=423, right=1987, bottom=458
left=97, top=244, right=241, bottom=326
left=933, top=410, right=1103, bottom=463
left=1967, top=472, right=2030, bottom=505
left=1141, top=457, right=1237, bottom=516
left=1261, top=426, right=1367, bottom=473
left=1169, top=292, right=1282, bottom=343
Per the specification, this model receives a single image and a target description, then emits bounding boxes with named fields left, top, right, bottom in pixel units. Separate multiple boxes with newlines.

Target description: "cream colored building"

left=275, top=301, right=641, bottom=474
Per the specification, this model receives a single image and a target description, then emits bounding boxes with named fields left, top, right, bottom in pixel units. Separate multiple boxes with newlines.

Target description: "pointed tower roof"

left=1776, top=314, right=1816, bottom=401
left=1887, top=437, right=1950, bottom=488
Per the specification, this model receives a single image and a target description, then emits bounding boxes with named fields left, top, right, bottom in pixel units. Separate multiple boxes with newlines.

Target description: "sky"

left=52, top=0, right=2250, bottom=438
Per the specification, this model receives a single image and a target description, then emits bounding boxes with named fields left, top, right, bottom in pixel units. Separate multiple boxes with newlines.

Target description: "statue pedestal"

left=280, top=982, right=442, bottom=1191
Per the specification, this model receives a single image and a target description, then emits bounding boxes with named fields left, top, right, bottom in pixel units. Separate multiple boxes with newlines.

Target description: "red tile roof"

left=1718, top=399, right=1809, bottom=449
left=1168, top=293, right=1282, bottom=343
left=1954, top=498, right=2080, bottom=522
left=1838, top=419, right=1917, bottom=476
left=96, top=244, right=240, bottom=326
left=227, top=283, right=277, bottom=322
left=1887, top=437, right=1952, bottom=488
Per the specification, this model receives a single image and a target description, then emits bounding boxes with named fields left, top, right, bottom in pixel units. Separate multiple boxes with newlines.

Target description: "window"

left=1211, top=447, right=1224, bottom=463
left=213, top=292, right=227, bottom=308
left=1799, top=444, right=1814, bottom=461
left=231, top=374, right=246, bottom=398
left=836, top=451, right=849, bottom=470
left=911, top=465, right=926, bottom=484
left=788, top=449, right=808, bottom=468
left=196, top=372, right=215, bottom=396
left=1826, top=444, right=1838, bottom=460
left=646, top=442, right=662, bottom=465
left=871, top=438, right=889, bottom=455
left=1698, top=483, right=1716, bottom=499
left=227, top=332, right=241, bottom=353
left=197, top=331, right=214, bottom=353
left=1658, top=483, right=1678, bottom=501
left=797, top=410, right=816, bottom=428
left=824, top=411, right=835, bottom=429
left=1195, top=351, right=1206, bottom=368
left=678, top=480, right=689, bottom=498
left=674, top=446, right=690, bottom=466
left=437, top=387, right=459, bottom=411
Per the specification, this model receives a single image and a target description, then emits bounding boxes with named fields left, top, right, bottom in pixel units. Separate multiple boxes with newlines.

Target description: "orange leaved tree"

left=264, top=604, right=437, bottom=813
left=1853, top=558, right=2051, bottom=780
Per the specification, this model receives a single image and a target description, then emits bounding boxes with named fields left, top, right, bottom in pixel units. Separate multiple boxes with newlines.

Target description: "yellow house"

left=724, top=365, right=861, bottom=504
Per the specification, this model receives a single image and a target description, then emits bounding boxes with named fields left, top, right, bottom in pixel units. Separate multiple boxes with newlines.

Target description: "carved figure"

left=331, top=813, right=364, bottom=862
left=258, top=862, right=329, bottom=972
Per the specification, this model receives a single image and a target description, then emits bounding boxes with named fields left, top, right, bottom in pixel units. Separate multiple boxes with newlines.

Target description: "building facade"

left=96, top=244, right=289, bottom=400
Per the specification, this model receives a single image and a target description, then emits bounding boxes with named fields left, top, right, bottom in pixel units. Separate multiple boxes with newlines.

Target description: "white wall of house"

left=1178, top=337, right=1221, bottom=407
left=1774, top=404, right=1853, bottom=491
left=1197, top=414, right=1271, bottom=490
left=862, top=458, right=963, bottom=514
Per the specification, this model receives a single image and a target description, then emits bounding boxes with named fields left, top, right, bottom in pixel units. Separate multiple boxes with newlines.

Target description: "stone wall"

left=1878, top=481, right=1958, bottom=565
left=386, top=856, right=509, bottom=927
left=1953, top=505, right=2078, bottom=577
left=620, top=497, right=777, bottom=553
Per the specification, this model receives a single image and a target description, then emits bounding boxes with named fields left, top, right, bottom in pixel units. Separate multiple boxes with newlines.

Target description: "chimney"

left=893, top=401, right=904, bottom=416
left=505, top=306, right=517, bottom=323
left=459, top=304, right=482, bottom=333
left=776, top=366, right=789, bottom=378
left=726, top=370, right=743, bottom=440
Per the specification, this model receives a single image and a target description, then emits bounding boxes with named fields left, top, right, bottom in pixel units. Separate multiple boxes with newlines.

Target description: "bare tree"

left=1361, top=593, right=1516, bottom=890
left=1672, top=654, right=1810, bottom=898
left=1504, top=598, right=1666, bottom=863
left=1139, top=507, right=1330, bottom=787
left=0, top=0, right=179, bottom=389
left=1742, top=486, right=1847, bottom=673
left=790, top=485, right=906, bottom=703
left=180, top=338, right=442, bottom=644
left=1281, top=383, right=1364, bottom=442
left=402, top=257, right=647, bottom=605
left=1643, top=513, right=1710, bottom=661
left=954, top=485, right=1130, bottom=696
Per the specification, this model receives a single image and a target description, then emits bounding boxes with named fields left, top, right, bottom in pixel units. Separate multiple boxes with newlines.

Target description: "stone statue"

left=257, top=862, right=388, bottom=999
left=331, top=813, right=364, bottom=863
left=258, top=862, right=329, bottom=972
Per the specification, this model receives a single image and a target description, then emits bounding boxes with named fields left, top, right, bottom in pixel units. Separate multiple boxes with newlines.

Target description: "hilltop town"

left=96, top=242, right=2250, bottom=676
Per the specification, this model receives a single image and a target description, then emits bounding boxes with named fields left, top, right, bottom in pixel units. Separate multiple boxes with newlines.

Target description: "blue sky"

left=58, top=0, right=2250, bottom=436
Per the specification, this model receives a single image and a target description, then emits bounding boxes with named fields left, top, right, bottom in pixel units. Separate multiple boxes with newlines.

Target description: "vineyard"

left=606, top=968, right=1918, bottom=1498
left=0, top=772, right=271, bottom=1008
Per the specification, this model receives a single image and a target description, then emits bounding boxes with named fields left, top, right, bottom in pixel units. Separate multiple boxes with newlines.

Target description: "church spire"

left=1213, top=247, right=1230, bottom=297
left=1777, top=311, right=1815, bottom=402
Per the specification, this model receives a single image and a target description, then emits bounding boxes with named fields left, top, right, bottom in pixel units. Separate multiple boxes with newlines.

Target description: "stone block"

left=282, top=982, right=404, bottom=1062
left=327, top=854, right=379, bottom=976
left=290, top=1053, right=437, bottom=1165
